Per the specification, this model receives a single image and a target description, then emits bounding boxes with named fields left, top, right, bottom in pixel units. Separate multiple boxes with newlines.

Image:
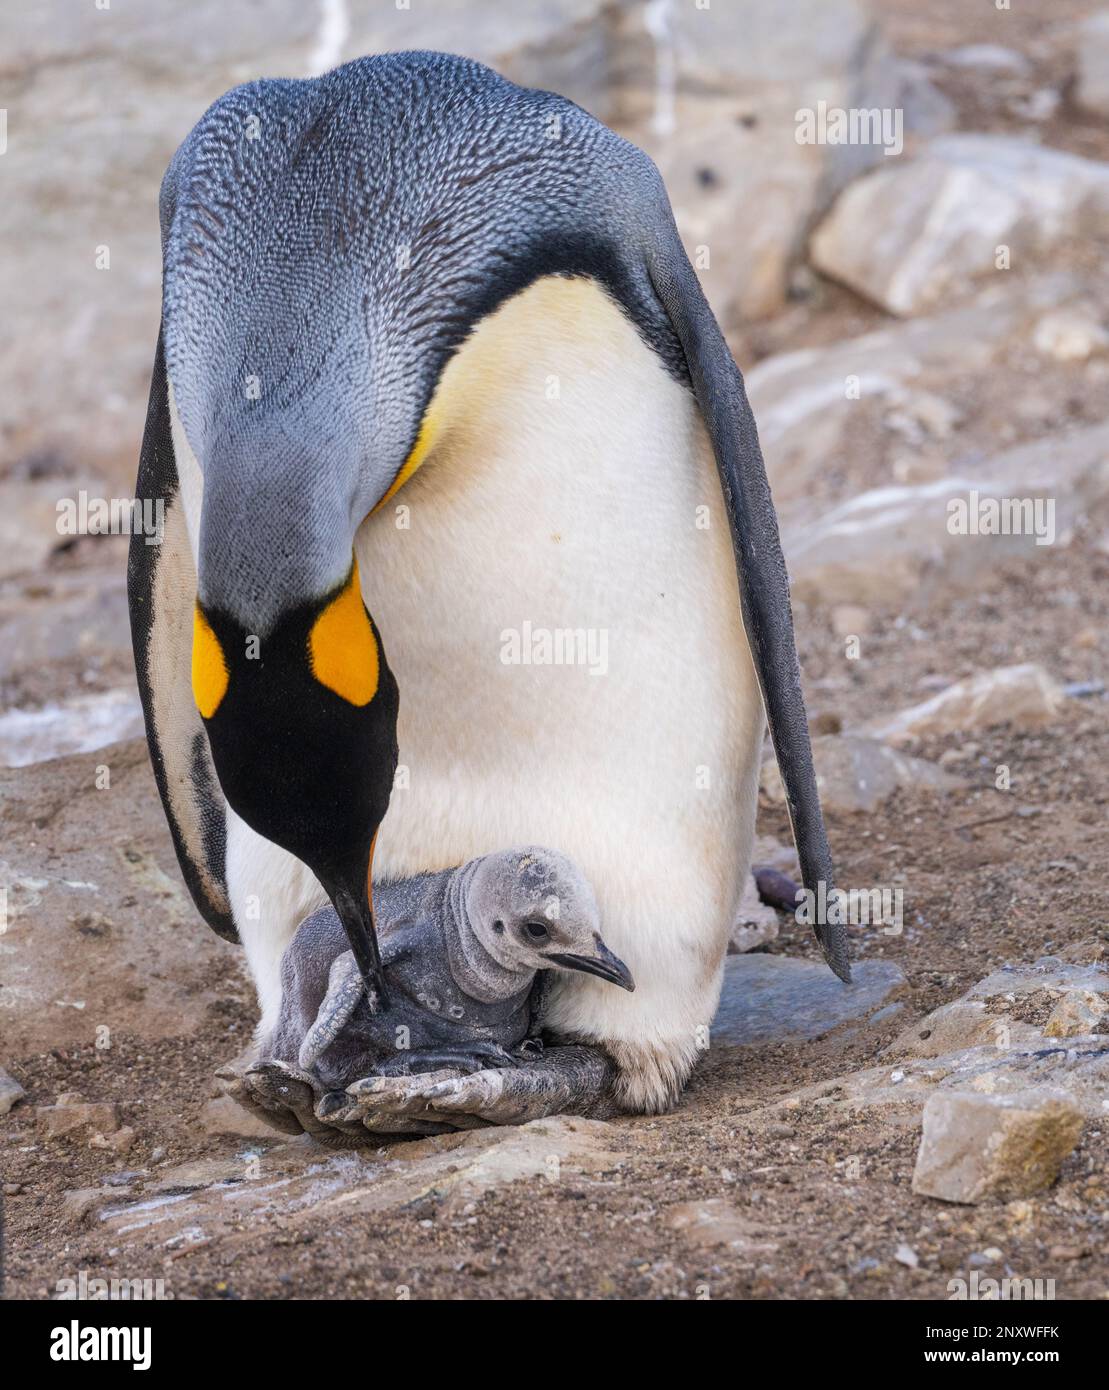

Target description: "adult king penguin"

left=129, top=51, right=848, bottom=1134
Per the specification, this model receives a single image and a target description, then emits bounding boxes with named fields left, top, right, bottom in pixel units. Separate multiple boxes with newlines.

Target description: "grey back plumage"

left=161, top=51, right=682, bottom=629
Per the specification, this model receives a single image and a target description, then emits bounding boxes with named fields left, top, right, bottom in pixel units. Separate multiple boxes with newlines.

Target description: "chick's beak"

left=548, top=938, right=635, bottom=992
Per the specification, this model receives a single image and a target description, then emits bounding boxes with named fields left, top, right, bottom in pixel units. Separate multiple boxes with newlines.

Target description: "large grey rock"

left=912, top=1088, right=1085, bottom=1204
left=757, top=957, right=1109, bottom=1138
left=810, top=135, right=1109, bottom=316
left=890, top=957, right=1109, bottom=1059
left=66, top=1114, right=629, bottom=1241
left=784, top=419, right=1109, bottom=604
left=888, top=998, right=1041, bottom=1060
left=861, top=664, right=1064, bottom=746
left=612, top=0, right=944, bottom=322
left=713, top=954, right=906, bottom=1046
left=760, top=734, right=963, bottom=814
left=746, top=275, right=1081, bottom=514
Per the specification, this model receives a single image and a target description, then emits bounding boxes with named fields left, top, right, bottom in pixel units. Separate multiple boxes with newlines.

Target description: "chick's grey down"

left=266, top=846, right=635, bottom=1093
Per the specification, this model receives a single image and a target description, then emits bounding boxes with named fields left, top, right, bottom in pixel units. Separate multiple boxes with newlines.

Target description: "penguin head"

left=193, top=555, right=399, bottom=1000
left=465, top=847, right=634, bottom=991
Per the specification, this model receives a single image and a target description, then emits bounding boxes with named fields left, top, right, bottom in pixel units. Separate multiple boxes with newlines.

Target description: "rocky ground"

left=3, top=0, right=1109, bottom=1300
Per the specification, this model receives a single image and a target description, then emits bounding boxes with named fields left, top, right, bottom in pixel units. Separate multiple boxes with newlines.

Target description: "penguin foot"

left=375, top=1041, right=520, bottom=1077
left=218, top=1059, right=364, bottom=1147
left=223, top=1057, right=462, bottom=1141
left=343, top=1044, right=618, bottom=1132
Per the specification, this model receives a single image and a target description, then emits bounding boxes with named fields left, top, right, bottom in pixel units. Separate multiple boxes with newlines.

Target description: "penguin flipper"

left=298, top=951, right=366, bottom=1071
left=646, top=242, right=850, bottom=984
left=127, top=330, right=236, bottom=942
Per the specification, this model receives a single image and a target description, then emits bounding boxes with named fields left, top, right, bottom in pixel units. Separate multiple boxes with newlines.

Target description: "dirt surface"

left=3, top=526, right=1106, bottom=1299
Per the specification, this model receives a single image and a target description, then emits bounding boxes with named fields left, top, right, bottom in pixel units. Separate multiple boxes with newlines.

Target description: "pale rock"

left=1043, top=990, right=1107, bottom=1039
left=37, top=1100, right=120, bottom=1140
left=862, top=664, right=1064, bottom=745
left=811, top=135, right=1109, bottom=316
left=894, top=1242, right=919, bottom=1268
left=941, top=45, right=1030, bottom=75
left=200, top=1094, right=288, bottom=1140
left=387, top=1115, right=625, bottom=1214
left=90, top=1124, right=136, bottom=1154
left=1033, top=307, right=1109, bottom=361
left=785, top=420, right=1109, bottom=603
left=729, top=875, right=780, bottom=954
left=889, top=998, right=1040, bottom=1060
left=755, top=958, right=1109, bottom=1133
left=883, top=388, right=961, bottom=443
left=62, top=1188, right=113, bottom=1228
left=761, top=734, right=963, bottom=815
left=0, top=1068, right=27, bottom=1116
left=1075, top=12, right=1109, bottom=119
left=746, top=274, right=1085, bottom=513
left=608, top=0, right=948, bottom=321
left=912, top=1088, right=1085, bottom=1204
left=664, top=1199, right=779, bottom=1254
left=1009, top=88, right=1061, bottom=124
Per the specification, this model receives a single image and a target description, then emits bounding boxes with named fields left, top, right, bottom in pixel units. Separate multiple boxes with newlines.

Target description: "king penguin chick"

left=266, top=847, right=634, bottom=1092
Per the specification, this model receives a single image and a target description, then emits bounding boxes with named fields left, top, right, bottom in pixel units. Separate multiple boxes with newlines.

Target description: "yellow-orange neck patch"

left=309, top=559, right=380, bottom=706
left=192, top=605, right=229, bottom=719
left=374, top=404, right=441, bottom=511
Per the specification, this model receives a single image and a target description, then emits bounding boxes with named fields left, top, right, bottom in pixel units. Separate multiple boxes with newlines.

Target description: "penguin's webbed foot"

left=220, top=1056, right=463, bottom=1141
left=376, top=1040, right=519, bottom=1077
left=341, top=1043, right=618, bottom=1133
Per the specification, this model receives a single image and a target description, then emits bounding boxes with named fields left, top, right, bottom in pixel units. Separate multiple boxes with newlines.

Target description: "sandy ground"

left=3, top=528, right=1106, bottom=1301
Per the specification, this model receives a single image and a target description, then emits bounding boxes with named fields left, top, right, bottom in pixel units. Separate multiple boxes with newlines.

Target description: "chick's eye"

left=523, top=921, right=550, bottom=942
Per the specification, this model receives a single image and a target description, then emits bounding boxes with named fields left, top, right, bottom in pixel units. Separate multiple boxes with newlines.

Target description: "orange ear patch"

left=192, top=604, right=229, bottom=719
left=309, top=560, right=380, bottom=706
